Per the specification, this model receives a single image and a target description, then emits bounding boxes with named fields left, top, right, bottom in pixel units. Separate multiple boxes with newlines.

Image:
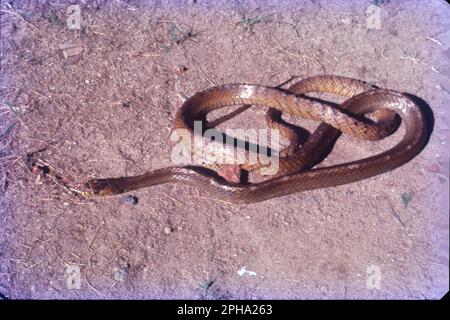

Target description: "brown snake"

left=84, top=75, right=428, bottom=204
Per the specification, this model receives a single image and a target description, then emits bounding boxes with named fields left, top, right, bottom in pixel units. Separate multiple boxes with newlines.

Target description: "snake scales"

left=84, top=75, right=428, bottom=204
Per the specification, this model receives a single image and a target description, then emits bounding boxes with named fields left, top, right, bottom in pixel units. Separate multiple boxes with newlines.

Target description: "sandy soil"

left=0, top=0, right=449, bottom=299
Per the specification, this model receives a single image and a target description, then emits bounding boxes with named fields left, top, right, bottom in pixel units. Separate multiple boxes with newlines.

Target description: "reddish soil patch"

left=0, top=0, right=448, bottom=299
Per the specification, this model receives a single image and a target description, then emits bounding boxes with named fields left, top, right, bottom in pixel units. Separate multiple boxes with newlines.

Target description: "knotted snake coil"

left=84, top=75, right=428, bottom=204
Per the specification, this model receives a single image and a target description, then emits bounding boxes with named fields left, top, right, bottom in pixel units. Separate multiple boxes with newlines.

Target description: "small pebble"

left=120, top=195, right=138, bottom=205
left=59, top=44, right=84, bottom=59
left=17, top=178, right=27, bottom=189
left=174, top=64, right=188, bottom=77
left=113, top=268, right=128, bottom=282
left=31, top=165, right=42, bottom=175
left=164, top=226, right=173, bottom=234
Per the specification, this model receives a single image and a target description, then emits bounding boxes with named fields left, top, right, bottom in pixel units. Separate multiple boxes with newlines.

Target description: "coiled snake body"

left=85, top=75, right=428, bottom=204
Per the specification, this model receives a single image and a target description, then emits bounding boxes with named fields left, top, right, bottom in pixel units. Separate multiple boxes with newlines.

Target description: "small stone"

left=17, top=178, right=27, bottom=189
left=120, top=195, right=138, bottom=205
left=59, top=44, right=84, bottom=59
left=34, top=175, right=42, bottom=185
left=113, top=268, right=128, bottom=282
left=175, top=64, right=187, bottom=73
left=31, top=165, right=42, bottom=175
left=173, top=65, right=188, bottom=78
left=164, top=226, right=173, bottom=234
left=341, top=17, right=351, bottom=24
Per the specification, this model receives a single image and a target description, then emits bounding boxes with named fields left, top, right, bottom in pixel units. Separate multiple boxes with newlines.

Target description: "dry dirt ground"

left=0, top=0, right=449, bottom=299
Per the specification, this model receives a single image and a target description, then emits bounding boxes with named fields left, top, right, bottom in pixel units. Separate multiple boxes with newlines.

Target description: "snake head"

left=84, top=179, right=118, bottom=196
